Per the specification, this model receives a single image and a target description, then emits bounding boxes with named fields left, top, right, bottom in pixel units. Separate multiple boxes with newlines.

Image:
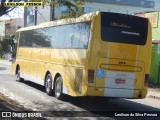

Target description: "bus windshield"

left=101, top=12, right=148, bottom=45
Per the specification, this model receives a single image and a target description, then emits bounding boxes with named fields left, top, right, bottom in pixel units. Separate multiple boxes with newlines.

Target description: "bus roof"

left=17, top=12, right=99, bottom=32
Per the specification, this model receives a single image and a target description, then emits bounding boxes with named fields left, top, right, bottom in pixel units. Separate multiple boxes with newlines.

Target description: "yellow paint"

left=12, top=12, right=152, bottom=99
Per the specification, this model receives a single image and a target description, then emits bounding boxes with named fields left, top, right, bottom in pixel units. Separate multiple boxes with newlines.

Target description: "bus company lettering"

left=110, top=22, right=132, bottom=29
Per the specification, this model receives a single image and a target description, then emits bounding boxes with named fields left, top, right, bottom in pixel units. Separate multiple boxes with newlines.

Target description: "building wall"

left=152, top=12, right=160, bottom=40
left=15, top=18, right=24, bottom=30
left=5, top=19, right=16, bottom=36
left=5, top=18, right=24, bottom=36
left=135, top=12, right=160, bottom=40
left=0, top=21, right=5, bottom=39
left=37, top=6, right=50, bottom=24
left=84, top=2, right=153, bottom=14
left=54, top=1, right=157, bottom=19
left=25, top=5, right=51, bottom=27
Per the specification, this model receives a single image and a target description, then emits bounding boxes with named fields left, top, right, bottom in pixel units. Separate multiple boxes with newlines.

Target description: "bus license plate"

left=115, top=78, right=126, bottom=84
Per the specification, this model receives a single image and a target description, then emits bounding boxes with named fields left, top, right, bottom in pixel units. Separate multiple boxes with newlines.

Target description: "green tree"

left=0, top=0, right=88, bottom=18
left=1, top=35, right=13, bottom=56
left=0, top=0, right=20, bottom=17
left=46, top=0, right=88, bottom=19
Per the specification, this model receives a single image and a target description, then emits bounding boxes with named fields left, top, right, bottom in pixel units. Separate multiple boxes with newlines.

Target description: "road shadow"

left=0, top=67, right=7, bottom=71
left=63, top=96, right=160, bottom=119
left=20, top=80, right=46, bottom=93
left=19, top=80, right=160, bottom=119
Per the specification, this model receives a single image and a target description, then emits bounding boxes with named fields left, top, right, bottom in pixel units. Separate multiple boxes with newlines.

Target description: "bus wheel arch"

left=15, top=64, right=20, bottom=75
left=15, top=64, right=24, bottom=82
left=44, top=71, right=54, bottom=96
left=54, top=73, right=64, bottom=100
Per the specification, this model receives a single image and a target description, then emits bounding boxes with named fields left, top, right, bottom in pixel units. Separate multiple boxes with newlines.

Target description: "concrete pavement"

left=147, top=88, right=160, bottom=100
left=0, top=60, right=160, bottom=101
left=0, top=59, right=12, bottom=66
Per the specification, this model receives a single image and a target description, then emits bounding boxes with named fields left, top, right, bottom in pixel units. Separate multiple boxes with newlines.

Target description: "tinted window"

left=19, top=22, right=90, bottom=48
left=101, top=12, right=148, bottom=45
left=51, top=26, right=66, bottom=48
left=32, top=28, right=51, bottom=47
left=80, top=22, right=90, bottom=48
left=65, top=22, right=90, bottom=49
left=19, top=31, right=26, bottom=46
left=26, top=31, right=32, bottom=47
left=43, top=28, right=52, bottom=47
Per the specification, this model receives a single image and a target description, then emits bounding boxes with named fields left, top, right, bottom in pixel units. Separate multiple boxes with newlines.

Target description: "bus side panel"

left=17, top=48, right=32, bottom=76
left=30, top=48, right=51, bottom=83
left=49, top=49, right=70, bottom=95
left=63, top=49, right=88, bottom=96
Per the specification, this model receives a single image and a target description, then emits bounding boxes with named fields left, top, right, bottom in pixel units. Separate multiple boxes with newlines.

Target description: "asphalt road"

left=0, top=62, right=160, bottom=120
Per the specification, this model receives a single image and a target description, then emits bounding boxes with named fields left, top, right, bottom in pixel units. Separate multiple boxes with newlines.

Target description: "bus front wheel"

left=54, top=76, right=64, bottom=100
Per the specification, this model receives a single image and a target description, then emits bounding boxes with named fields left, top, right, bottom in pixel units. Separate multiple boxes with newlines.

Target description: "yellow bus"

left=12, top=12, right=152, bottom=99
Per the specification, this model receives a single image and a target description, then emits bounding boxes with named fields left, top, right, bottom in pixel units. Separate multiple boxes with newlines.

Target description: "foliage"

left=0, top=0, right=88, bottom=18
left=0, top=35, right=14, bottom=57
left=46, top=0, right=88, bottom=19
left=0, top=0, right=21, bottom=17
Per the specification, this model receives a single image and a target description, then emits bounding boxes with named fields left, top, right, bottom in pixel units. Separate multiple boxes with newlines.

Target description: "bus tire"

left=54, top=76, right=64, bottom=100
left=16, top=68, right=24, bottom=82
left=45, top=74, right=54, bottom=96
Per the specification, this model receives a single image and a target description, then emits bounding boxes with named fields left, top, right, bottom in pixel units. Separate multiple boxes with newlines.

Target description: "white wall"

left=25, top=5, right=51, bottom=27
left=16, top=18, right=24, bottom=30
left=37, top=6, right=51, bottom=24
left=0, top=21, right=5, bottom=37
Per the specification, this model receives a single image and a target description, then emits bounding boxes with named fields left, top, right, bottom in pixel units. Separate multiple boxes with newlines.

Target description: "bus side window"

left=32, top=29, right=51, bottom=48
left=80, top=22, right=90, bottom=49
left=64, top=22, right=90, bottom=49
left=26, top=31, right=32, bottom=47
left=51, top=26, right=66, bottom=48
left=65, top=24, right=81, bottom=48
left=19, top=32, right=26, bottom=46
left=71, top=34, right=80, bottom=48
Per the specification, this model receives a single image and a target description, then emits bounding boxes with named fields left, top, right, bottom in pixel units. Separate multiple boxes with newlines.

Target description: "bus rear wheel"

left=16, top=68, right=24, bottom=82
left=45, top=74, right=54, bottom=96
left=54, top=76, right=64, bottom=100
